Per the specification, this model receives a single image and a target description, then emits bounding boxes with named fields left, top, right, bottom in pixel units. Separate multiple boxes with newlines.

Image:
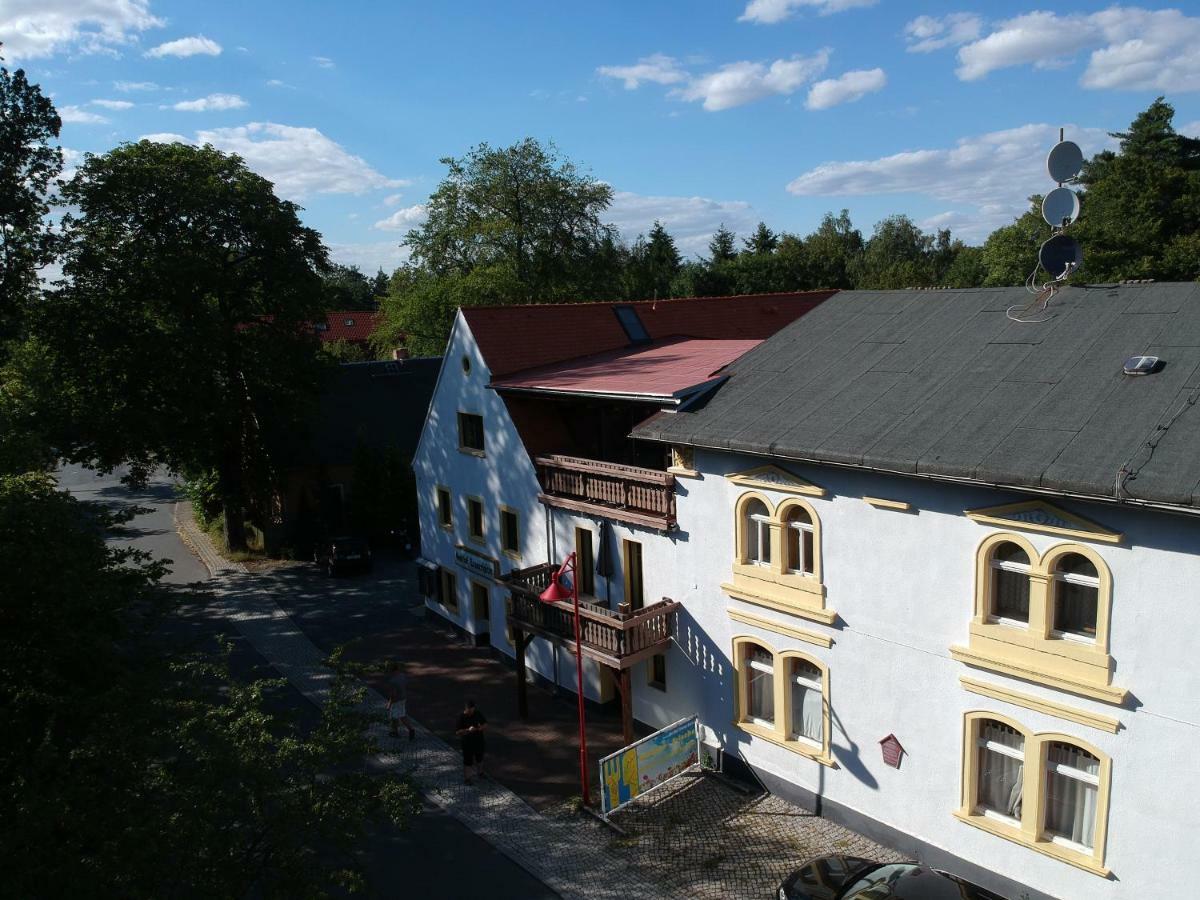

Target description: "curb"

left=172, top=500, right=248, bottom=577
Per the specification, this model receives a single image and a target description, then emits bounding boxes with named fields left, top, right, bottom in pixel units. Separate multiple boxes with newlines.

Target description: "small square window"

left=436, top=487, right=452, bottom=528
left=458, top=412, right=485, bottom=454
left=648, top=653, right=667, bottom=691
left=467, top=497, right=484, bottom=542
left=500, top=507, right=520, bottom=557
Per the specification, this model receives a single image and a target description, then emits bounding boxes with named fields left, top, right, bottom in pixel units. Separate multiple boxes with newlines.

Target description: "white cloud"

left=805, top=67, right=887, bottom=110
left=676, top=49, right=830, bottom=111
left=59, top=105, right=109, bottom=124
left=608, top=190, right=757, bottom=257
left=739, top=0, right=876, bottom=25
left=0, top=0, right=162, bottom=60
left=145, top=35, right=221, bottom=58
left=597, top=54, right=687, bottom=89
left=329, top=240, right=412, bottom=273
left=185, top=123, right=403, bottom=199
left=266, top=78, right=293, bottom=88
left=140, top=132, right=190, bottom=143
left=312, top=56, right=335, bottom=69
left=373, top=204, right=428, bottom=232
left=954, top=7, right=1200, bottom=91
left=382, top=193, right=406, bottom=206
left=786, top=123, right=1116, bottom=242
left=90, top=98, right=134, bottom=109
left=904, top=13, right=983, bottom=53
left=114, top=79, right=158, bottom=91
left=1180, top=120, right=1200, bottom=138
left=170, top=93, right=247, bottom=112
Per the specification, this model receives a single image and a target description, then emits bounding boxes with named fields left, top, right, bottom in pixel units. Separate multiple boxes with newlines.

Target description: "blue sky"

left=7, top=0, right=1200, bottom=271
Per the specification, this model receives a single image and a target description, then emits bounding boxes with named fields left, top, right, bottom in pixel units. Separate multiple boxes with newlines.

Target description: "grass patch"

left=203, top=514, right=268, bottom=563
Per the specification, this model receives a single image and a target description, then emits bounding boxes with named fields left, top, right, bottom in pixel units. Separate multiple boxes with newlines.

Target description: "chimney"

left=392, top=347, right=410, bottom=361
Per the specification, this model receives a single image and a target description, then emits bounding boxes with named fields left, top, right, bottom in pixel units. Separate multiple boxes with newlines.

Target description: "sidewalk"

left=175, top=505, right=679, bottom=900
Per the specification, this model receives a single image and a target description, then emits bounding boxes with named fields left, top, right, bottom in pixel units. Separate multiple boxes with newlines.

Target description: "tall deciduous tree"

left=32, top=141, right=328, bottom=549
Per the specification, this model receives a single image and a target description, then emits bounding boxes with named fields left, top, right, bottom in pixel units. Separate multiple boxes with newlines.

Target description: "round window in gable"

left=462, top=355, right=472, bottom=374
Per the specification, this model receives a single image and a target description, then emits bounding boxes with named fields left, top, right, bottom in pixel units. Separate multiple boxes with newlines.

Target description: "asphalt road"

left=58, top=464, right=557, bottom=900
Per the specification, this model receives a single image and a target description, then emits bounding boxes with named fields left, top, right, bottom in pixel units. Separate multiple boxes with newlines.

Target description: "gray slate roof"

left=632, top=283, right=1200, bottom=510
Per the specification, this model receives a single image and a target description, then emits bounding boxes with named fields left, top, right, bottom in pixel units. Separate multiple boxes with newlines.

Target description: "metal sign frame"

left=598, top=715, right=701, bottom=816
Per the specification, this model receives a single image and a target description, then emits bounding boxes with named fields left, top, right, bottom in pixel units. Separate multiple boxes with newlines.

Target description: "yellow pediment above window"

left=964, top=500, right=1122, bottom=544
left=726, top=465, right=826, bottom=498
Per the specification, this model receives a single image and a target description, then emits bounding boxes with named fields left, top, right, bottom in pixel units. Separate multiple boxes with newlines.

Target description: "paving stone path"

left=175, top=504, right=903, bottom=900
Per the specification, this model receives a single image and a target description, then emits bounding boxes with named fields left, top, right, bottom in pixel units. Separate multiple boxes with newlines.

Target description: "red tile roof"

left=490, top=337, right=761, bottom=400
left=461, top=290, right=835, bottom=378
left=316, top=310, right=380, bottom=343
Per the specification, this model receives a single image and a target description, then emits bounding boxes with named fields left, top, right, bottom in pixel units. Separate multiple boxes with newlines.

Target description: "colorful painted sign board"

left=599, top=716, right=700, bottom=815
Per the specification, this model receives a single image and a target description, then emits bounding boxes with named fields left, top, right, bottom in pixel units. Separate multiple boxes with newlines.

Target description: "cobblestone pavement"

left=176, top=503, right=904, bottom=900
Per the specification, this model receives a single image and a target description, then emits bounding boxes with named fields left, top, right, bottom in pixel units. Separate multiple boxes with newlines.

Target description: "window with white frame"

left=789, top=658, right=823, bottom=745
left=975, top=719, right=1024, bottom=824
left=989, top=542, right=1031, bottom=625
left=744, top=499, right=771, bottom=567
left=1051, top=554, right=1099, bottom=641
left=745, top=645, right=775, bottom=726
left=785, top=506, right=815, bottom=576
left=1044, top=742, right=1100, bottom=851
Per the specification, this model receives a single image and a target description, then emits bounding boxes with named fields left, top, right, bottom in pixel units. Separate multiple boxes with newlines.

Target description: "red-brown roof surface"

left=461, top=290, right=835, bottom=378
left=317, top=310, right=380, bottom=343
left=490, top=337, right=761, bottom=400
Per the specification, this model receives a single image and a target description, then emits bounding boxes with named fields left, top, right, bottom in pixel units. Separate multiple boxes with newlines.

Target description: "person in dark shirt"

left=455, top=698, right=487, bottom=784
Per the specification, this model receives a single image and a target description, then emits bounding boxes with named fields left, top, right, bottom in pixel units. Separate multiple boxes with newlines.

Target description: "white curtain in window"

left=791, top=672, right=823, bottom=743
left=747, top=648, right=774, bottom=723
left=977, top=721, right=1024, bottom=818
left=1045, top=743, right=1099, bottom=849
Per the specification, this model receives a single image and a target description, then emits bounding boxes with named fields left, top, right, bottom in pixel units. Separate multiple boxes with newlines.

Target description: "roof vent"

left=1123, top=355, right=1161, bottom=376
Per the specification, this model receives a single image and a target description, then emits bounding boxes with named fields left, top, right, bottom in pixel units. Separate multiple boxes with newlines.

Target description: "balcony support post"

left=619, top=666, right=633, bottom=745
left=514, top=627, right=530, bottom=719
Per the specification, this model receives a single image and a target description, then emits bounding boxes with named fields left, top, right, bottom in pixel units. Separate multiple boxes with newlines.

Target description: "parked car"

left=778, top=856, right=1007, bottom=900
left=313, top=535, right=372, bottom=576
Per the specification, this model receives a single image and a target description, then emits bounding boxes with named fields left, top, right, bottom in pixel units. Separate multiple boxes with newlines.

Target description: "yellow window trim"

left=963, top=533, right=1120, bottom=701
left=965, top=500, right=1122, bottom=544
left=862, top=496, right=912, bottom=511
left=727, top=464, right=826, bottom=497
left=722, top=583, right=838, bottom=625
left=958, top=676, right=1120, bottom=733
left=731, top=635, right=835, bottom=767
left=728, top=608, right=833, bottom=648
left=958, top=711, right=1112, bottom=877
left=950, top=645, right=1127, bottom=704
left=498, top=504, right=521, bottom=560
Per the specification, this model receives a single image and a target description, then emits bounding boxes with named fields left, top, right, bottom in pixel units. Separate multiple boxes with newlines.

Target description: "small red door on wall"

left=880, top=734, right=905, bottom=769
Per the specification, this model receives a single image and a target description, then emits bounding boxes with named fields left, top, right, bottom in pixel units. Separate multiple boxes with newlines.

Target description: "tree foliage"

left=27, top=141, right=329, bottom=548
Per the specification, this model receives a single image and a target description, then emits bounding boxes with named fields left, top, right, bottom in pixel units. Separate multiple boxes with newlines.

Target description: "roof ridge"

left=462, top=289, right=835, bottom=312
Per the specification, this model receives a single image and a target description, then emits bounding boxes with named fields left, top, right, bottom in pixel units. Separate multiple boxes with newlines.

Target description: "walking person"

left=456, top=698, right=487, bottom=784
left=385, top=660, right=416, bottom=741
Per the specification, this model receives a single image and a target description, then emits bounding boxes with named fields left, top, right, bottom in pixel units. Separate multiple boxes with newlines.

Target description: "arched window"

left=744, top=499, right=772, bottom=567
left=785, top=506, right=815, bottom=576
left=1052, top=553, right=1099, bottom=641
left=745, top=644, right=775, bottom=726
left=789, top=657, right=823, bottom=745
left=1044, top=742, right=1100, bottom=851
left=975, top=718, right=1024, bottom=823
left=989, top=542, right=1031, bottom=624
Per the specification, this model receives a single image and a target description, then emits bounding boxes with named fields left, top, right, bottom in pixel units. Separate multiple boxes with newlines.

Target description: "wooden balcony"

left=502, top=562, right=679, bottom=670
left=534, top=454, right=677, bottom=531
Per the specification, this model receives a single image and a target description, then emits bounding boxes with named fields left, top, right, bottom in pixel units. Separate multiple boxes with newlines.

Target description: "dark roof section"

left=285, top=357, right=440, bottom=468
left=633, top=283, right=1200, bottom=510
left=461, top=290, right=836, bottom=378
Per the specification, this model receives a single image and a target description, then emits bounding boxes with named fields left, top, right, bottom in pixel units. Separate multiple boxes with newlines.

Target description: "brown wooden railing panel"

left=534, top=454, right=676, bottom=530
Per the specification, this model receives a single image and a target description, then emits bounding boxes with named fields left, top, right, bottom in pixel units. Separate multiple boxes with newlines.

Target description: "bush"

left=181, top=469, right=222, bottom=526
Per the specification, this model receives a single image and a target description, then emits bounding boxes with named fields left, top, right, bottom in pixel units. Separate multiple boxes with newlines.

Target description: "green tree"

left=743, top=221, right=779, bottom=255
left=854, top=215, right=937, bottom=289
left=707, top=224, right=737, bottom=263
left=981, top=200, right=1046, bottom=286
left=321, top=263, right=377, bottom=310
left=942, top=244, right=988, bottom=287
left=0, top=53, right=62, bottom=341
left=30, top=141, right=329, bottom=549
left=636, top=220, right=682, bottom=299
left=804, top=210, right=863, bottom=288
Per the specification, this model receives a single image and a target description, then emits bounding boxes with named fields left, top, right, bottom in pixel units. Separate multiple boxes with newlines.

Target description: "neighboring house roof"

left=316, top=310, right=380, bottom=343
left=489, top=337, right=762, bottom=402
left=633, top=283, right=1200, bottom=511
left=286, top=357, right=441, bottom=468
left=461, top=290, right=835, bottom=378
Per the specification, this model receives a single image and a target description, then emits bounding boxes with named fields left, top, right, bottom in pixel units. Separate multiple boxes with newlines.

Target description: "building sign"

left=599, top=716, right=700, bottom=815
left=454, top=545, right=498, bottom=580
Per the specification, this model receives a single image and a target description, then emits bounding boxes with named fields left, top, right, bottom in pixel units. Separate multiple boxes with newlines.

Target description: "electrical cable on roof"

left=1114, top=385, right=1200, bottom=499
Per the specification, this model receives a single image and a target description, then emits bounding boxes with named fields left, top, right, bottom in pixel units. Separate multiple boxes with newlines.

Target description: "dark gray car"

left=779, top=856, right=1007, bottom=900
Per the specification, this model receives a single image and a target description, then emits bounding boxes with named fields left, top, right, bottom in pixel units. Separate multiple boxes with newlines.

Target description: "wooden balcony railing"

left=502, top=562, right=679, bottom=669
left=534, top=454, right=676, bottom=531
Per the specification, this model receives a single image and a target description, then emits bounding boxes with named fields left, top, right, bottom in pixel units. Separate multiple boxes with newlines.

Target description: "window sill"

left=457, top=447, right=486, bottom=458
left=440, top=523, right=454, bottom=532
left=952, top=810, right=1110, bottom=877
left=648, top=682, right=666, bottom=692
left=736, top=720, right=835, bottom=767
left=949, top=644, right=1127, bottom=704
left=722, top=581, right=837, bottom=626
left=502, top=549, right=522, bottom=562
left=667, top=465, right=701, bottom=479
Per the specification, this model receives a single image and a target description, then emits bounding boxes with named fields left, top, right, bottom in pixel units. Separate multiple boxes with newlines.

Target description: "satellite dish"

left=1047, top=140, right=1084, bottom=183
left=1039, top=234, right=1083, bottom=279
left=1042, top=187, right=1081, bottom=227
